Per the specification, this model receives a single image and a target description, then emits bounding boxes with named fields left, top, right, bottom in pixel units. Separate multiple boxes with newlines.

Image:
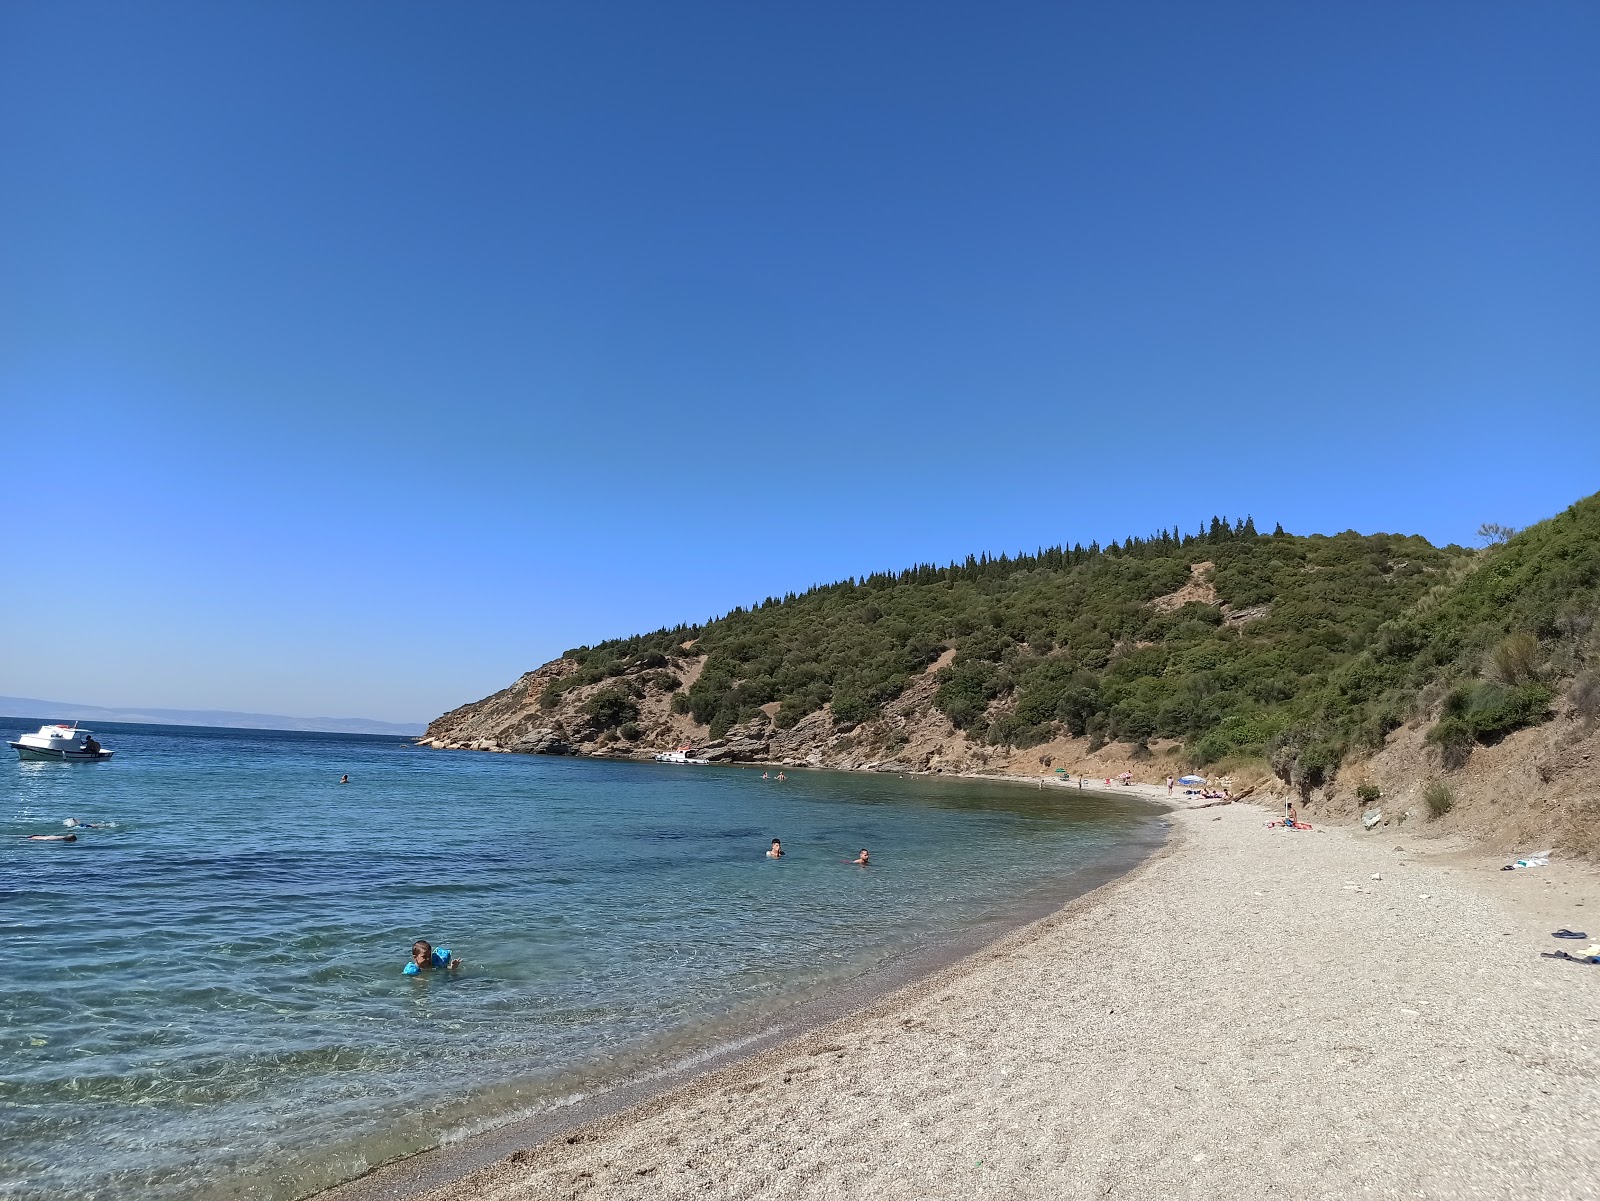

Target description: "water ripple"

left=0, top=722, right=1160, bottom=1201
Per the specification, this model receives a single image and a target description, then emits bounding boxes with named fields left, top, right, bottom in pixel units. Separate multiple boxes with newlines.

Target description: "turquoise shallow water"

left=1, top=721, right=1162, bottom=1200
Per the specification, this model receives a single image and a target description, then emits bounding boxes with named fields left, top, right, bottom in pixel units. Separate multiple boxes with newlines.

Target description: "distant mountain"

left=0, top=697, right=424, bottom=737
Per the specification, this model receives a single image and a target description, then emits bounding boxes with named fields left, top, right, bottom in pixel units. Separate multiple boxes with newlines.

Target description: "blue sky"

left=2, top=3, right=1596, bottom=723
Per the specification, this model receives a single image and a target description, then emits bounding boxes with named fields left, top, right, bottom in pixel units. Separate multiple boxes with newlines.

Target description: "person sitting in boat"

left=403, top=939, right=458, bottom=975
left=83, top=735, right=100, bottom=755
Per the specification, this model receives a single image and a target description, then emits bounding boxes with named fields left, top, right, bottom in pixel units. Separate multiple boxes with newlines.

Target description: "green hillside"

left=545, top=493, right=1600, bottom=786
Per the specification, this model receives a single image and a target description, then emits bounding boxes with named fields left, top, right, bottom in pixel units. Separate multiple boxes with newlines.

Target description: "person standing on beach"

left=767, top=838, right=783, bottom=859
left=1167, top=776, right=1174, bottom=795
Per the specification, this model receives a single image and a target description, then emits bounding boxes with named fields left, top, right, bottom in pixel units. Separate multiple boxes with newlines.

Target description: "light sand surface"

left=382, top=805, right=1600, bottom=1201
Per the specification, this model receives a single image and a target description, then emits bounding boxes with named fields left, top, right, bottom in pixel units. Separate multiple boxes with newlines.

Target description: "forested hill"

left=426, top=493, right=1600, bottom=793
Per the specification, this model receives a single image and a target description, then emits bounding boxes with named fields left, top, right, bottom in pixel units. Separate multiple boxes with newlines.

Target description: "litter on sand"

left=1541, top=949, right=1600, bottom=965
left=1510, top=850, right=1553, bottom=869
left=1362, top=810, right=1383, bottom=830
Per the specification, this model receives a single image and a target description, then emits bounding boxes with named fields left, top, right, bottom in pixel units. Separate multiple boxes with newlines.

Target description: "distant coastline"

left=0, top=695, right=424, bottom=737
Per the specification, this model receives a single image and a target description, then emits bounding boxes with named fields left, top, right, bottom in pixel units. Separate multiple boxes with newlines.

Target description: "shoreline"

left=311, top=794, right=1171, bottom=1201
left=429, top=739, right=1222, bottom=801
left=322, top=798, right=1599, bottom=1201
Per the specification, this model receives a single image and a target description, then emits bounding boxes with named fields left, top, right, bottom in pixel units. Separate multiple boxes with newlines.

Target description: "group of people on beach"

left=766, top=838, right=869, bottom=866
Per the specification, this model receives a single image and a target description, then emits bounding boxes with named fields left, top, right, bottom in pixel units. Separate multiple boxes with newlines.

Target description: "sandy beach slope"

left=354, top=804, right=1600, bottom=1201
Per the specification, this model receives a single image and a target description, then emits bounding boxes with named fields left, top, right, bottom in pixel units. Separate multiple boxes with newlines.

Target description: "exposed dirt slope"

left=1276, top=703, right=1600, bottom=860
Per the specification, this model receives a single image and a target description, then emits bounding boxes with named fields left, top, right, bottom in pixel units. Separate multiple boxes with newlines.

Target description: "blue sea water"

left=0, top=721, right=1163, bottom=1200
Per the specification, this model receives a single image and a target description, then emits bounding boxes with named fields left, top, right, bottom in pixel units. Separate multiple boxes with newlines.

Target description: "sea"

left=1, top=720, right=1165, bottom=1201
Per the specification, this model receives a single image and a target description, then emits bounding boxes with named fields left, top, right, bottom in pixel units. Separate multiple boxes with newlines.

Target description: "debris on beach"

left=1504, top=850, right=1554, bottom=870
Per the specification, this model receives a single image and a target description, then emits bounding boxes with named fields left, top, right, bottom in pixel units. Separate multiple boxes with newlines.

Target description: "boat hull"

left=10, top=743, right=114, bottom=762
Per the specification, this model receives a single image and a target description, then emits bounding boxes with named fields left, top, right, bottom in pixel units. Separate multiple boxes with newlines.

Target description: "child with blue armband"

left=403, top=939, right=459, bottom=975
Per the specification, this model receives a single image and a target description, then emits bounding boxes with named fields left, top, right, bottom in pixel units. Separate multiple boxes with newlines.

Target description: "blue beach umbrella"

left=1178, top=775, right=1207, bottom=785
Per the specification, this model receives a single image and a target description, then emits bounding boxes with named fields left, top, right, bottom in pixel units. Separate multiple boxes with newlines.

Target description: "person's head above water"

left=405, top=939, right=458, bottom=974
left=767, top=838, right=783, bottom=858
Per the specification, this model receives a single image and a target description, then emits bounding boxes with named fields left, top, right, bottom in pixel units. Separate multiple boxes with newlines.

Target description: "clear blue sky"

left=2, top=3, right=1596, bottom=724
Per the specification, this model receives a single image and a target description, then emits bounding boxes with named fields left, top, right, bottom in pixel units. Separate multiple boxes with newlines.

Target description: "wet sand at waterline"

left=349, top=803, right=1600, bottom=1201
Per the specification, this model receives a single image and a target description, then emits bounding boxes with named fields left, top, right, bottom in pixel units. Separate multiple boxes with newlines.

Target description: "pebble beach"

left=334, top=800, right=1600, bottom=1201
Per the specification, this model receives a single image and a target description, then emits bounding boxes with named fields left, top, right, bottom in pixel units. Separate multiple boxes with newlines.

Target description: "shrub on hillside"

left=584, top=689, right=640, bottom=730
left=1269, top=727, right=1340, bottom=794
left=1573, top=672, right=1600, bottom=722
left=830, top=692, right=873, bottom=728
left=617, top=722, right=641, bottom=741
left=1486, top=632, right=1541, bottom=686
left=1428, top=715, right=1475, bottom=770
left=1356, top=783, right=1382, bottom=804
left=1428, top=681, right=1553, bottom=767
left=985, top=713, right=1055, bottom=747
left=1424, top=781, right=1455, bottom=819
left=934, top=660, right=1006, bottom=729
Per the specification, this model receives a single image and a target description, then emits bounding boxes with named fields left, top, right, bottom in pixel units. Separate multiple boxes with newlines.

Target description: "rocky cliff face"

left=423, top=648, right=1217, bottom=779
left=421, top=649, right=1055, bottom=774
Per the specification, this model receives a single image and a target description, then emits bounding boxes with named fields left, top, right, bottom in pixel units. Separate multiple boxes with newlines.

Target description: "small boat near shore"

left=9, top=724, right=114, bottom=762
left=653, top=745, right=710, bottom=765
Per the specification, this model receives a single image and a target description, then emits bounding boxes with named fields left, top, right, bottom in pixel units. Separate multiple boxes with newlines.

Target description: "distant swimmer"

left=845, top=848, right=870, bottom=867
left=29, top=833, right=76, bottom=842
left=766, top=838, right=783, bottom=859
left=64, top=818, right=111, bottom=829
left=339, top=775, right=349, bottom=785
left=761, top=772, right=770, bottom=780
left=775, top=772, right=787, bottom=782
left=403, top=939, right=459, bottom=975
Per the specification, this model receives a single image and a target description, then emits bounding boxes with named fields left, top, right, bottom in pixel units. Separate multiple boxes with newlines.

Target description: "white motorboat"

left=9, top=724, right=114, bottom=761
left=653, top=746, right=710, bottom=765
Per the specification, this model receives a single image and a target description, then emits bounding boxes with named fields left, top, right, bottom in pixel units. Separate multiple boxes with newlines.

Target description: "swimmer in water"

left=339, top=775, right=349, bottom=785
left=64, top=818, right=111, bottom=829
left=846, top=848, right=870, bottom=866
left=775, top=771, right=787, bottom=782
left=761, top=771, right=770, bottom=780
left=403, top=939, right=459, bottom=975
left=766, top=838, right=783, bottom=859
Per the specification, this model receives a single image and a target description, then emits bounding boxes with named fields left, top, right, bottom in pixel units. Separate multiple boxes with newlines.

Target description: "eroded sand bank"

left=335, top=804, right=1600, bottom=1201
